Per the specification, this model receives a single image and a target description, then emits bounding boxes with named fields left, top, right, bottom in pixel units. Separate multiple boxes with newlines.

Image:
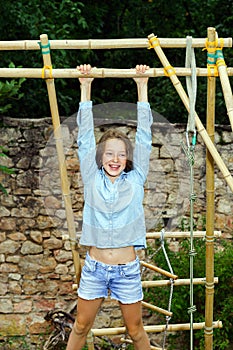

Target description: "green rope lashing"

left=207, top=47, right=225, bottom=64
left=191, top=133, right=197, bottom=147
left=38, top=41, right=51, bottom=55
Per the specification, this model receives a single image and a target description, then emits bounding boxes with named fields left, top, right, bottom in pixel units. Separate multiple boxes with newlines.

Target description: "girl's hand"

left=133, top=64, right=150, bottom=85
left=77, top=64, right=94, bottom=85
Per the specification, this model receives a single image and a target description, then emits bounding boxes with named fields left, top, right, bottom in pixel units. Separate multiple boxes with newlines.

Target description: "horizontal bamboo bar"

left=120, top=338, right=161, bottom=350
left=92, top=320, right=222, bottom=336
left=141, top=301, right=173, bottom=317
left=0, top=37, right=231, bottom=51
left=142, top=277, right=219, bottom=288
left=72, top=277, right=218, bottom=291
left=69, top=230, right=222, bottom=242
left=146, top=231, right=221, bottom=239
left=2, top=67, right=233, bottom=79
left=140, top=261, right=178, bottom=280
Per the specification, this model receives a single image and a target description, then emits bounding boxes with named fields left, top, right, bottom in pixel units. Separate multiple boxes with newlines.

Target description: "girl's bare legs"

left=66, top=297, right=104, bottom=350
left=120, top=301, right=151, bottom=350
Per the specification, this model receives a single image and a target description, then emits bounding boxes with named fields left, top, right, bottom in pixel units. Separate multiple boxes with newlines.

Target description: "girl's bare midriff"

left=89, top=246, right=136, bottom=265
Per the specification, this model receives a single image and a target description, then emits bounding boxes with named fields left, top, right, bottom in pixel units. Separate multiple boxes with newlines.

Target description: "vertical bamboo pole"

left=39, top=34, right=81, bottom=283
left=205, top=27, right=216, bottom=350
left=40, top=34, right=95, bottom=350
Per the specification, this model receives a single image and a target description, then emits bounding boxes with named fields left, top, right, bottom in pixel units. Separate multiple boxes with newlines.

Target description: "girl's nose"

left=113, top=153, right=118, bottom=162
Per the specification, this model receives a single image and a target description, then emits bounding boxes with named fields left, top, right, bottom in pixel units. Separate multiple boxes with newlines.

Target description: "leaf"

left=0, top=165, right=15, bottom=174
left=0, top=183, right=8, bottom=195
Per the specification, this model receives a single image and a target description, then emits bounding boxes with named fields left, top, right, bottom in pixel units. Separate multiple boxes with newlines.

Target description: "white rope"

left=185, top=36, right=197, bottom=350
left=185, top=36, right=197, bottom=137
left=142, top=229, right=175, bottom=350
left=160, top=229, right=174, bottom=350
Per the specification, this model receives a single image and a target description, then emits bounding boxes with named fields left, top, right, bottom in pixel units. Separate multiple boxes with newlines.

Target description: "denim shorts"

left=78, top=253, right=143, bottom=304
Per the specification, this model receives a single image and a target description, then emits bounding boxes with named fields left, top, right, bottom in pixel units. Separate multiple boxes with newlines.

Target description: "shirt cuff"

left=79, top=101, right=93, bottom=109
left=137, top=102, right=153, bottom=126
left=137, top=101, right=150, bottom=109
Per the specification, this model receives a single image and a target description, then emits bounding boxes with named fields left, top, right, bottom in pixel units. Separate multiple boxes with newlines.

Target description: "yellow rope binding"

left=41, top=65, right=53, bottom=79
left=203, top=37, right=225, bottom=77
left=148, top=35, right=160, bottom=49
left=207, top=64, right=218, bottom=77
left=148, top=36, right=176, bottom=77
left=202, top=38, right=217, bottom=53
left=203, top=37, right=224, bottom=52
left=164, top=65, right=176, bottom=77
left=216, top=58, right=226, bottom=68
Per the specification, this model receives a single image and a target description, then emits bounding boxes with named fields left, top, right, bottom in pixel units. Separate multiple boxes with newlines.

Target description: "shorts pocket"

left=121, top=261, right=140, bottom=279
left=83, top=258, right=96, bottom=273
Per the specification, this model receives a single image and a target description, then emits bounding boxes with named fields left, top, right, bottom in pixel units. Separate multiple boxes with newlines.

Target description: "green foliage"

left=0, top=63, right=26, bottom=114
left=0, top=335, right=30, bottom=349
left=0, top=0, right=233, bottom=122
left=0, top=336, right=134, bottom=349
left=144, top=238, right=233, bottom=349
left=0, top=146, right=15, bottom=194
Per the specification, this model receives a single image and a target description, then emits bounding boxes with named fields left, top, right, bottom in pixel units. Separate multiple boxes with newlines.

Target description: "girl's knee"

left=73, top=319, right=91, bottom=337
left=127, top=322, right=144, bottom=341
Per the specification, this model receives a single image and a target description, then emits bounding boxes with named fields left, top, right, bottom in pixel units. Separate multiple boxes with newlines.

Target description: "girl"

left=66, top=64, right=152, bottom=350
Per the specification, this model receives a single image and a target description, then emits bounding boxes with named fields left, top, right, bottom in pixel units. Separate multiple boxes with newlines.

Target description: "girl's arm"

left=133, top=64, right=149, bottom=102
left=76, top=64, right=97, bottom=183
left=78, top=64, right=94, bottom=102
left=132, top=65, right=153, bottom=183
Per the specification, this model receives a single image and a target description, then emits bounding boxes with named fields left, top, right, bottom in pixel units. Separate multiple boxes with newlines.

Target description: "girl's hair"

left=96, top=129, right=133, bottom=172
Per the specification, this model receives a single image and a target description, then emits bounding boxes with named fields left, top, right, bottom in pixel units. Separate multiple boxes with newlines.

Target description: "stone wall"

left=0, top=114, right=232, bottom=348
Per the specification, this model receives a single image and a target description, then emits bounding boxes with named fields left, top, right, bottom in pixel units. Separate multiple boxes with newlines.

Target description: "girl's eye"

left=104, top=151, right=126, bottom=158
left=105, top=152, right=113, bottom=157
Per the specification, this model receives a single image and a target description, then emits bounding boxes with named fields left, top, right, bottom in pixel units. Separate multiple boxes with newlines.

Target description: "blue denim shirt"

left=77, top=101, right=152, bottom=249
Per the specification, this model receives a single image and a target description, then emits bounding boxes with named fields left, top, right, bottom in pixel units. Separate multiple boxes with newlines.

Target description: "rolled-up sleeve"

left=133, top=102, right=153, bottom=183
left=77, top=101, right=97, bottom=183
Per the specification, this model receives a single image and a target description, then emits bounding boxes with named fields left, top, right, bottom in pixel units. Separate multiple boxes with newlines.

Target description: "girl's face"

left=102, top=138, right=127, bottom=183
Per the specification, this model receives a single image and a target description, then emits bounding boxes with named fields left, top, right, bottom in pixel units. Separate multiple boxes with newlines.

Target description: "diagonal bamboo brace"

left=217, top=58, right=233, bottom=131
left=141, top=301, right=173, bottom=317
left=148, top=33, right=233, bottom=193
left=140, top=261, right=178, bottom=280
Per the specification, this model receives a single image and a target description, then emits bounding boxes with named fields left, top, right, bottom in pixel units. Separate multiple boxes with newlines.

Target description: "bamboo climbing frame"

left=0, top=28, right=232, bottom=350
